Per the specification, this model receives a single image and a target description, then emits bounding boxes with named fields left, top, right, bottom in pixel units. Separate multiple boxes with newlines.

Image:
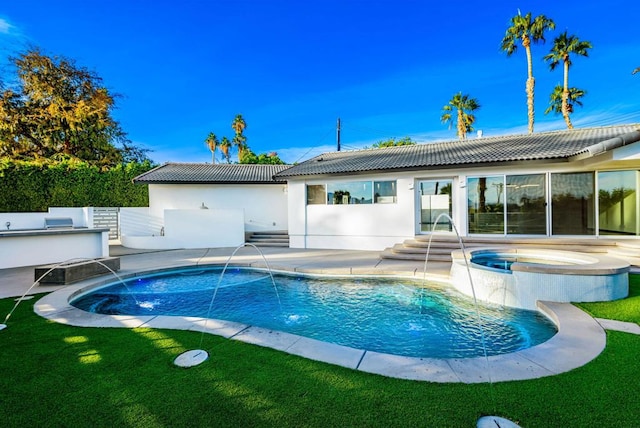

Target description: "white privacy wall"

left=287, top=175, right=417, bottom=251
left=120, top=208, right=244, bottom=249
left=148, top=183, right=288, bottom=231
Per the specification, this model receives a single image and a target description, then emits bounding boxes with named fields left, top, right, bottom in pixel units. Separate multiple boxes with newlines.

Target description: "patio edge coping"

left=33, top=263, right=606, bottom=383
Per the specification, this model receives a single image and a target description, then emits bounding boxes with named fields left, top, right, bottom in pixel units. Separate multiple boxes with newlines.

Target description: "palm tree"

left=544, top=84, right=586, bottom=128
left=441, top=92, right=480, bottom=140
left=231, top=114, right=247, bottom=162
left=234, top=135, right=249, bottom=162
left=501, top=11, right=555, bottom=134
left=543, top=31, right=592, bottom=129
left=231, top=114, right=246, bottom=135
left=204, top=132, right=219, bottom=163
left=219, top=136, right=232, bottom=163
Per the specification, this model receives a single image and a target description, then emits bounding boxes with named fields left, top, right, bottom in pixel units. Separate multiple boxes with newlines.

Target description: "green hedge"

left=0, top=159, right=153, bottom=212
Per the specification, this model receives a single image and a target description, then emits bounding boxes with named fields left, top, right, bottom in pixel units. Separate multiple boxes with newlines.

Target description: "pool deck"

left=3, top=245, right=639, bottom=383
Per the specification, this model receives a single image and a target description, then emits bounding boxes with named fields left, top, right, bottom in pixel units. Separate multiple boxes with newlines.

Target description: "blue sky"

left=1, top=0, right=639, bottom=164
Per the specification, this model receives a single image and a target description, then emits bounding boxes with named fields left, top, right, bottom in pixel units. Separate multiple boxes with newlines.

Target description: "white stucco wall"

left=148, top=183, right=288, bottom=232
left=120, top=208, right=244, bottom=250
left=0, top=229, right=108, bottom=269
left=288, top=174, right=417, bottom=251
left=0, top=207, right=91, bottom=230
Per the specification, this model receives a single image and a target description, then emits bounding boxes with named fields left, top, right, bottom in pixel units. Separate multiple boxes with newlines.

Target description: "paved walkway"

left=2, top=245, right=638, bottom=383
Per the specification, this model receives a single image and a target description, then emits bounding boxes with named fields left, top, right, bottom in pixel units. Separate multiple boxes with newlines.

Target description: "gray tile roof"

left=275, top=125, right=640, bottom=178
left=134, top=163, right=290, bottom=184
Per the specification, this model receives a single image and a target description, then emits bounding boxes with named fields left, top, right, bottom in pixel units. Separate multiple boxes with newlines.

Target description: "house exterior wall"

left=148, top=183, right=288, bottom=232
left=287, top=152, right=640, bottom=250
left=288, top=173, right=417, bottom=250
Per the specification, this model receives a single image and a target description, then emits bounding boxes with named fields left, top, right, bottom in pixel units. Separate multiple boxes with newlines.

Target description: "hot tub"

left=450, top=248, right=630, bottom=310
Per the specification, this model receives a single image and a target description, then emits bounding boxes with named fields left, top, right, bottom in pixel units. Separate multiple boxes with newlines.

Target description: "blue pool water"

left=71, top=268, right=557, bottom=358
left=471, top=254, right=573, bottom=271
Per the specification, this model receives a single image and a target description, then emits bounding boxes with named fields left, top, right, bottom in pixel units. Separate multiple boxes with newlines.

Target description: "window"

left=551, top=172, right=594, bottom=235
left=506, top=174, right=546, bottom=234
left=306, top=185, right=326, bottom=205
left=468, top=176, right=504, bottom=234
left=327, top=181, right=373, bottom=204
left=374, top=181, right=397, bottom=203
left=307, top=180, right=397, bottom=205
left=598, top=170, right=638, bottom=235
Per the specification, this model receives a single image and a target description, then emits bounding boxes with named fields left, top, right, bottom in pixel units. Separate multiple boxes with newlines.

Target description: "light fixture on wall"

left=200, top=202, right=208, bottom=209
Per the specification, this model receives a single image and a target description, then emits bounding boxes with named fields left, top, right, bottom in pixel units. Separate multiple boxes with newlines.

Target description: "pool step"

left=609, top=241, right=640, bottom=266
left=245, top=231, right=290, bottom=247
left=381, top=236, right=622, bottom=263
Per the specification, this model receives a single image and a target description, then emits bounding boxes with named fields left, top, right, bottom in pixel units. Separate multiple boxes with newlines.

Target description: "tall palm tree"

left=234, top=135, right=249, bottom=162
left=231, top=114, right=247, bottom=162
left=544, top=84, right=586, bottom=128
left=204, top=132, right=219, bottom=163
left=219, top=136, right=232, bottom=163
left=231, top=114, right=246, bottom=135
left=441, top=92, right=480, bottom=140
left=501, top=11, right=555, bottom=134
left=543, top=31, right=592, bottom=130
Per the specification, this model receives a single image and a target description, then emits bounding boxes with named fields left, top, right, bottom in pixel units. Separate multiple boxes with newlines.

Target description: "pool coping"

left=32, top=263, right=607, bottom=383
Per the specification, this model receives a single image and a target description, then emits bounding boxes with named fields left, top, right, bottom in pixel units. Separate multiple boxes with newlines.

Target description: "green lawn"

left=1, top=279, right=639, bottom=428
left=576, top=273, right=640, bottom=323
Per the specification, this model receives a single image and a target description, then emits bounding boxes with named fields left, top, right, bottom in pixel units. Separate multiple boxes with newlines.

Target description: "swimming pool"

left=71, top=267, right=557, bottom=359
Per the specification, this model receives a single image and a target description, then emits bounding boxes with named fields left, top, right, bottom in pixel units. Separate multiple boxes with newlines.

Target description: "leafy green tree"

left=545, top=84, right=586, bottom=124
left=239, top=150, right=286, bottom=165
left=501, top=11, right=556, bottom=134
left=441, top=92, right=480, bottom=140
left=0, top=48, right=146, bottom=166
left=372, top=137, right=416, bottom=148
left=204, top=132, right=219, bottom=163
left=543, top=31, right=593, bottom=129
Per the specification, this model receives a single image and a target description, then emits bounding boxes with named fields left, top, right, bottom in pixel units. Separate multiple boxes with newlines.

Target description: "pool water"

left=471, top=255, right=573, bottom=271
left=71, top=268, right=557, bottom=359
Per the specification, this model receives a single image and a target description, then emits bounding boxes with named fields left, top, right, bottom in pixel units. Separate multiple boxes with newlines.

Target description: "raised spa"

left=70, top=267, right=557, bottom=359
left=450, top=248, right=630, bottom=310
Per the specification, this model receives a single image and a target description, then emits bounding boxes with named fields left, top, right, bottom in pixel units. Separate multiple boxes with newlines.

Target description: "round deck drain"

left=477, top=416, right=521, bottom=428
left=174, top=349, right=208, bottom=367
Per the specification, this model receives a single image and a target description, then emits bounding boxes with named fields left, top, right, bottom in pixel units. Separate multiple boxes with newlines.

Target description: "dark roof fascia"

left=141, top=180, right=287, bottom=185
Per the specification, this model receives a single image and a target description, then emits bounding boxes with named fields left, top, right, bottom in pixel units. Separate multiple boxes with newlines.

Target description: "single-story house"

left=132, top=124, right=640, bottom=252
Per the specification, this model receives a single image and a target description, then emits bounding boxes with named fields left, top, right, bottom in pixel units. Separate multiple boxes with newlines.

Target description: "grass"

left=575, top=274, right=640, bottom=323
left=1, top=280, right=640, bottom=427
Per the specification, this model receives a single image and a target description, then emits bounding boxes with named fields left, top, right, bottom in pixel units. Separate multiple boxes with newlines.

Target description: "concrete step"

left=246, top=231, right=290, bottom=247
left=380, top=249, right=451, bottom=262
left=247, top=242, right=290, bottom=247
left=615, top=240, right=640, bottom=250
left=381, top=235, right=622, bottom=263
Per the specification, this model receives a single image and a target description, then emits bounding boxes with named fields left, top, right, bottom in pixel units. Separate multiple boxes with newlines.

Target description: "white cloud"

left=0, top=18, right=12, bottom=34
